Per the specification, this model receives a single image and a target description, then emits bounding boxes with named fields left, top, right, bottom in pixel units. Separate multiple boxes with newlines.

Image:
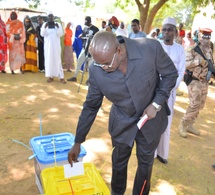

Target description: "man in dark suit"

left=68, top=31, right=178, bottom=195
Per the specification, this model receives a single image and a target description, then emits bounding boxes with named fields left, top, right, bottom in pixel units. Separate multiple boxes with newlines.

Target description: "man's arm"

left=36, top=26, right=43, bottom=43
left=40, top=22, right=48, bottom=37
left=153, top=41, right=178, bottom=105
left=142, top=41, right=178, bottom=119
left=175, top=46, right=186, bottom=89
left=74, top=70, right=104, bottom=143
left=68, top=70, right=103, bottom=165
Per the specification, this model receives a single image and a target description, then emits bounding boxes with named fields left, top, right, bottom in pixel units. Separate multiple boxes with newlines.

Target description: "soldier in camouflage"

left=178, top=28, right=213, bottom=138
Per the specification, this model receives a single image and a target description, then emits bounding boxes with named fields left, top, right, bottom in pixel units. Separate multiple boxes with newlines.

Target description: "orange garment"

left=6, top=12, right=26, bottom=71
left=6, top=15, right=25, bottom=50
left=64, top=28, right=73, bottom=46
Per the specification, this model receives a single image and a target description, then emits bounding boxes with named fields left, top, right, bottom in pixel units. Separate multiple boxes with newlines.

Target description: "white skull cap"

left=162, top=17, right=176, bottom=26
left=47, top=11, right=53, bottom=15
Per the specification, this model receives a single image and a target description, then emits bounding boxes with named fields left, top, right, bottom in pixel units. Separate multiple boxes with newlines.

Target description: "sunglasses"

left=202, top=35, right=211, bottom=39
left=162, top=28, right=174, bottom=32
left=94, top=52, right=117, bottom=68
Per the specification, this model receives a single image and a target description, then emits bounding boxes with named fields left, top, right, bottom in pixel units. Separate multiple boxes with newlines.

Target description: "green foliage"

left=24, top=0, right=40, bottom=8
left=192, top=0, right=215, bottom=8
left=74, top=0, right=94, bottom=9
left=24, top=0, right=95, bottom=10
left=23, top=0, right=215, bottom=29
left=114, top=0, right=136, bottom=10
left=154, top=0, right=195, bottom=29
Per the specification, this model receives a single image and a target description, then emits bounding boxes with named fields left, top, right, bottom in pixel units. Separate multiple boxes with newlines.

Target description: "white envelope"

left=64, top=162, right=84, bottom=178
left=137, top=114, right=148, bottom=130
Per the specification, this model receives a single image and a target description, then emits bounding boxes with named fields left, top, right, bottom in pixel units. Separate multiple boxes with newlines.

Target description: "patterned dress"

left=0, top=16, right=7, bottom=71
left=6, top=12, right=26, bottom=71
left=22, top=16, right=38, bottom=72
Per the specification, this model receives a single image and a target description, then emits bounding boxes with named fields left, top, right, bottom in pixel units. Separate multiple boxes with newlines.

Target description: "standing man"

left=177, top=23, right=185, bottom=44
left=36, top=16, right=45, bottom=72
left=68, top=31, right=178, bottom=194
left=0, top=14, right=7, bottom=73
left=67, top=16, right=99, bottom=82
left=41, top=12, right=66, bottom=84
left=178, top=28, right=214, bottom=138
left=100, top=21, right=106, bottom=31
left=155, top=17, right=185, bottom=164
left=128, top=19, right=146, bottom=38
left=105, top=16, right=119, bottom=33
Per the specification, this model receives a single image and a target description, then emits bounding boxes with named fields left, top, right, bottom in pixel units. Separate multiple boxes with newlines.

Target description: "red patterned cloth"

left=0, top=15, right=7, bottom=70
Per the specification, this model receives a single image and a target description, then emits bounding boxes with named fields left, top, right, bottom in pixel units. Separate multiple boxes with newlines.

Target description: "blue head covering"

left=75, top=25, right=83, bottom=38
left=73, top=25, right=83, bottom=59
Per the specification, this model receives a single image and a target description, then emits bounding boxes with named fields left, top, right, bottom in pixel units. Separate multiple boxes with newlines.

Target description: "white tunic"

left=41, top=22, right=64, bottom=78
left=155, top=42, right=185, bottom=159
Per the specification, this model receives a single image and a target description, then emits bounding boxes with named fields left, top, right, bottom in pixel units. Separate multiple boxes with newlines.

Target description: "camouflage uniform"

left=179, top=44, right=212, bottom=137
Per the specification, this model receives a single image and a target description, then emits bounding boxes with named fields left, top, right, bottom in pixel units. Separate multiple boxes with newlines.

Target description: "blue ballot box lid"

left=30, top=133, right=86, bottom=164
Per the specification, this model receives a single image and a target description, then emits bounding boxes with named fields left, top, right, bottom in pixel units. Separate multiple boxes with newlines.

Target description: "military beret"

left=110, top=16, right=119, bottom=27
left=199, top=28, right=212, bottom=35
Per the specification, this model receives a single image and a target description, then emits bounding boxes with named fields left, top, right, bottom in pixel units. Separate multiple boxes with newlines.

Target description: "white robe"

left=155, top=42, right=186, bottom=159
left=41, top=22, right=64, bottom=78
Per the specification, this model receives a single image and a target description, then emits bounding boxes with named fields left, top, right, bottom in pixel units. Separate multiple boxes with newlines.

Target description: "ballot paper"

left=64, top=161, right=84, bottom=178
left=137, top=114, right=148, bottom=130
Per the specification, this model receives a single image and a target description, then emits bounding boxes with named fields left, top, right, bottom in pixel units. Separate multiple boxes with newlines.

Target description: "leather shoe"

left=67, top=77, right=77, bottom=82
left=157, top=155, right=168, bottom=164
left=212, top=164, right=215, bottom=170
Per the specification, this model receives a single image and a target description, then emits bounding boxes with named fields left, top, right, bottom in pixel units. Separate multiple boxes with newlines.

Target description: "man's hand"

left=142, top=103, right=158, bottom=120
left=68, top=143, right=81, bottom=167
left=55, top=23, right=59, bottom=28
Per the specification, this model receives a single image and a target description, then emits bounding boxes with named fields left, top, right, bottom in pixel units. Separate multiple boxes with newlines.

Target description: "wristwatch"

left=152, top=102, right=162, bottom=111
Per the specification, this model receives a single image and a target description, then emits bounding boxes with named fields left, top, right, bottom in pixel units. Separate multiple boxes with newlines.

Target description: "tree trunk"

left=136, top=0, right=150, bottom=32
left=135, top=0, right=169, bottom=34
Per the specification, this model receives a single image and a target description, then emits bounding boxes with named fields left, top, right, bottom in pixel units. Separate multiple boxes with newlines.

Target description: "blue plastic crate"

left=30, top=132, right=86, bottom=164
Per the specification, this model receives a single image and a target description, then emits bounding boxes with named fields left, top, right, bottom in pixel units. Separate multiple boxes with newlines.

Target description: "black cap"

left=85, top=16, right=91, bottom=23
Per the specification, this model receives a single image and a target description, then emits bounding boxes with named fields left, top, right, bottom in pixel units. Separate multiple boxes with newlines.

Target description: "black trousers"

left=111, top=131, right=160, bottom=195
left=38, top=42, right=44, bottom=71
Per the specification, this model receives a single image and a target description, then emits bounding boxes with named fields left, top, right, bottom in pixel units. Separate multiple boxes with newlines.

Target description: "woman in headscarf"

left=0, top=15, right=7, bottom=73
left=22, top=15, right=38, bottom=72
left=6, top=11, right=26, bottom=74
left=73, top=25, right=83, bottom=60
left=63, top=22, right=74, bottom=72
left=72, top=25, right=83, bottom=70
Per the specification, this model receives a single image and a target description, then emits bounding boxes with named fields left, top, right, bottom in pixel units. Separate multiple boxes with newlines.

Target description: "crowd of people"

left=1, top=11, right=215, bottom=194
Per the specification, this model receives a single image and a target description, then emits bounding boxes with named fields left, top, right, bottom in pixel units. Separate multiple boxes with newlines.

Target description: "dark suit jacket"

left=75, top=37, right=178, bottom=147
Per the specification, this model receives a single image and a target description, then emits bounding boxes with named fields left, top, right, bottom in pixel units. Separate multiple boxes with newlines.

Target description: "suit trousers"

left=111, top=130, right=160, bottom=195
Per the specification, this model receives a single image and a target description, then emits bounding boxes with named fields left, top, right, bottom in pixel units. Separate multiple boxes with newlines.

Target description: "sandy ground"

left=0, top=67, right=215, bottom=195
